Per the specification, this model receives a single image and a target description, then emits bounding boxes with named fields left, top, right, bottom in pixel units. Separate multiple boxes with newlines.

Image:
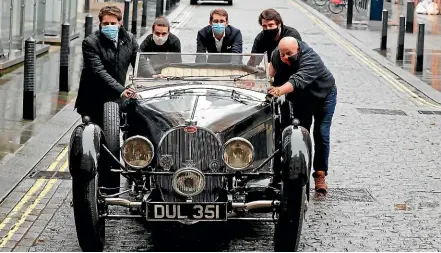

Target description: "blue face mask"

left=212, top=23, right=225, bottom=35
left=101, top=25, right=119, bottom=40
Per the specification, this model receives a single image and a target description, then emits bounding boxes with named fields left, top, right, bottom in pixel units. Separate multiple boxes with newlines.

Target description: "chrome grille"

left=156, top=126, right=225, bottom=202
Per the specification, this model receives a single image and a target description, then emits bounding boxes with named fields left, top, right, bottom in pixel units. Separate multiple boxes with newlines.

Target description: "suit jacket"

left=196, top=25, right=243, bottom=63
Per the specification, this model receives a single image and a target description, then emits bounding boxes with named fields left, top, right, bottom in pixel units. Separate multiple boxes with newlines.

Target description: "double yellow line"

left=0, top=145, right=69, bottom=248
left=291, top=0, right=441, bottom=110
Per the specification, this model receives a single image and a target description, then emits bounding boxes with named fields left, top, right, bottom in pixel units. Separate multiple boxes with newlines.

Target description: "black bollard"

left=84, top=0, right=90, bottom=12
left=23, top=38, right=36, bottom=120
left=166, top=0, right=170, bottom=11
left=123, top=0, right=130, bottom=31
left=415, top=23, right=425, bottom=72
left=59, top=22, right=70, bottom=92
left=156, top=0, right=164, bottom=17
left=141, top=0, right=147, bottom=27
left=131, top=0, right=138, bottom=34
left=380, top=9, right=388, bottom=50
left=347, top=0, right=353, bottom=25
left=85, top=14, right=93, bottom=38
left=396, top=15, right=405, bottom=61
left=406, top=1, right=414, bottom=33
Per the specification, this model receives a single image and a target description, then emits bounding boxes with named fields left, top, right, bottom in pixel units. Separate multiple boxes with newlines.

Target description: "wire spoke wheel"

left=328, top=0, right=345, bottom=14
left=313, top=0, right=328, bottom=6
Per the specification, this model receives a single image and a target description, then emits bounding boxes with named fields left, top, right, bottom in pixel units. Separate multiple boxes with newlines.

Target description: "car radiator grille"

left=156, top=126, right=225, bottom=202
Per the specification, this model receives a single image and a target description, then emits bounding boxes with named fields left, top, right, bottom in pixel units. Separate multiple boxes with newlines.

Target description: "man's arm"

left=287, top=52, right=323, bottom=90
left=196, top=31, right=207, bottom=63
left=247, top=34, right=264, bottom=66
left=231, top=30, right=243, bottom=53
left=170, top=37, right=182, bottom=63
left=82, top=39, right=125, bottom=97
left=130, top=35, right=156, bottom=77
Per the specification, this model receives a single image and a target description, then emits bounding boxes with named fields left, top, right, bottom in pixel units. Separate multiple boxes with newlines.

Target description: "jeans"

left=291, top=87, right=337, bottom=176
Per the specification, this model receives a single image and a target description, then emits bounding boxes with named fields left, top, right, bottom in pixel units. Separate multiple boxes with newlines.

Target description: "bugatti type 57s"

left=68, top=52, right=313, bottom=252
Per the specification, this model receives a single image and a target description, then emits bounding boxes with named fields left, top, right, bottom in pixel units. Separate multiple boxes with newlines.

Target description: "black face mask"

left=288, top=53, right=300, bottom=64
left=263, top=27, right=279, bottom=39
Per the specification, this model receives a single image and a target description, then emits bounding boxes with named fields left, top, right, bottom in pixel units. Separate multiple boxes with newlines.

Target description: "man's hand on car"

left=121, top=87, right=137, bottom=98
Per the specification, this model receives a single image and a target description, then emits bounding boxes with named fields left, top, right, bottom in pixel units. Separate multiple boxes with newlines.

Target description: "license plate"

left=146, top=202, right=227, bottom=221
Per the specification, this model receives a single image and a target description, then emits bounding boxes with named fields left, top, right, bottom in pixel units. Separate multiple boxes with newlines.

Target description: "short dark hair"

left=258, top=8, right=283, bottom=26
left=98, top=6, right=123, bottom=22
left=210, top=8, right=229, bottom=21
left=152, top=16, right=170, bottom=31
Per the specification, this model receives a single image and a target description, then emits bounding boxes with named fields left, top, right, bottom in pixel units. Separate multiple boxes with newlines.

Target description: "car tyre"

left=273, top=179, right=307, bottom=252
left=72, top=175, right=105, bottom=252
left=190, top=0, right=198, bottom=4
left=100, top=101, right=121, bottom=195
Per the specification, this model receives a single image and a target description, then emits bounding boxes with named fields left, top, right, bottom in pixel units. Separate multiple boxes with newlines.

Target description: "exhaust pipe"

left=105, top=198, right=142, bottom=208
left=232, top=200, right=279, bottom=211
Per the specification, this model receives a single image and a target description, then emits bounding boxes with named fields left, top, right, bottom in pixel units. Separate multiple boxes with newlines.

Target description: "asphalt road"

left=1, top=0, right=441, bottom=251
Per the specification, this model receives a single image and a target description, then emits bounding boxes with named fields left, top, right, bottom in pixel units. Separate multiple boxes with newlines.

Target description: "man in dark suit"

left=196, top=8, right=243, bottom=63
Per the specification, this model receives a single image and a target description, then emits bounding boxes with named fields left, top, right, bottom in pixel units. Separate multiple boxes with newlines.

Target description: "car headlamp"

left=121, top=136, right=154, bottom=169
left=222, top=137, right=255, bottom=170
left=172, top=168, right=205, bottom=197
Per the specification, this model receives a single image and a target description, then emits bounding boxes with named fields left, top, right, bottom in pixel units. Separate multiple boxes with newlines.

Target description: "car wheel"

left=190, top=0, right=198, bottom=4
left=100, top=101, right=121, bottom=195
left=273, top=179, right=307, bottom=252
left=72, top=175, right=105, bottom=252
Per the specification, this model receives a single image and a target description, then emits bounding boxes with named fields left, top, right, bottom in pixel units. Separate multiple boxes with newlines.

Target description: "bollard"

left=85, top=14, right=93, bottom=38
left=23, top=38, right=36, bottom=120
left=406, top=1, right=414, bottom=33
left=415, top=23, right=425, bottom=72
left=347, top=0, right=354, bottom=25
left=396, top=15, right=405, bottom=61
left=131, top=0, right=138, bottom=34
left=123, top=0, right=130, bottom=31
left=84, top=0, right=90, bottom=12
left=141, top=0, right=147, bottom=27
left=59, top=22, right=70, bottom=92
left=380, top=9, right=388, bottom=50
left=155, top=0, right=163, bottom=17
left=166, top=0, right=170, bottom=10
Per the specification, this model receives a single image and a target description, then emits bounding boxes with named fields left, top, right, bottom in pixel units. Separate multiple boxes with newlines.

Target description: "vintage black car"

left=68, top=52, right=312, bottom=252
left=190, top=0, right=233, bottom=5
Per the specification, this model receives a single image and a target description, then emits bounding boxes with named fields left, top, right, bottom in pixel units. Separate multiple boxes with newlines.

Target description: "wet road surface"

left=2, top=0, right=441, bottom=251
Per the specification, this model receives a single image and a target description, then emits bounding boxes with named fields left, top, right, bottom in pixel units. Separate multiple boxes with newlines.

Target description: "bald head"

left=278, top=37, right=300, bottom=65
left=279, top=36, right=298, bottom=51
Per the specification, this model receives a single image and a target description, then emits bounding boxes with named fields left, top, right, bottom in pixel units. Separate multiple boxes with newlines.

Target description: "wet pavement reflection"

left=303, top=0, right=441, bottom=92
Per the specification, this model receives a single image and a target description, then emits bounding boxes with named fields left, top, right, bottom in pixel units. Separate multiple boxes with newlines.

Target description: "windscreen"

left=133, top=52, right=270, bottom=93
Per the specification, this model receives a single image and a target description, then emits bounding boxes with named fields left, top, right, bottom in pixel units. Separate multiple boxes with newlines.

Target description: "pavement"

left=303, top=0, right=441, bottom=100
left=1, top=0, right=441, bottom=251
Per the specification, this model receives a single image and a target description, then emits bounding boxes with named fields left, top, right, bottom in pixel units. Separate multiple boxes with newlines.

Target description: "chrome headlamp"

left=222, top=137, right=255, bottom=170
left=121, top=136, right=154, bottom=169
left=172, top=167, right=205, bottom=197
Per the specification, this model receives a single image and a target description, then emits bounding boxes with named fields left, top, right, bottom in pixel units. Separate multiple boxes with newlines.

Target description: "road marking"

left=0, top=180, right=45, bottom=231
left=59, top=159, right=68, bottom=172
left=291, top=0, right=441, bottom=110
left=0, top=179, right=57, bottom=248
left=47, top=146, right=68, bottom=172
left=171, top=6, right=197, bottom=35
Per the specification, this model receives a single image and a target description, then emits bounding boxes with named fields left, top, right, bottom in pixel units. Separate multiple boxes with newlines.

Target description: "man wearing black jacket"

left=75, top=6, right=138, bottom=127
left=248, top=8, right=302, bottom=67
left=196, top=8, right=243, bottom=63
left=268, top=37, right=337, bottom=194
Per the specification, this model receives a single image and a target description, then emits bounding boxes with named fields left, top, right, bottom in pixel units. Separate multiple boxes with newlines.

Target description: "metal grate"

left=310, top=188, right=375, bottom=202
left=417, top=110, right=441, bottom=115
left=356, top=108, right=407, bottom=116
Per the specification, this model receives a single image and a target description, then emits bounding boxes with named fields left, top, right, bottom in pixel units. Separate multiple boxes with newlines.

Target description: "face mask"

left=101, top=25, right=119, bottom=40
left=288, top=53, right=300, bottom=64
left=263, top=27, right=280, bottom=39
left=212, top=23, right=226, bottom=35
left=153, top=34, right=168, bottom=46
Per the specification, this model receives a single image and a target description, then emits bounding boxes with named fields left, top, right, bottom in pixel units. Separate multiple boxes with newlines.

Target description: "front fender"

left=280, top=124, right=312, bottom=186
left=68, top=121, right=102, bottom=181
